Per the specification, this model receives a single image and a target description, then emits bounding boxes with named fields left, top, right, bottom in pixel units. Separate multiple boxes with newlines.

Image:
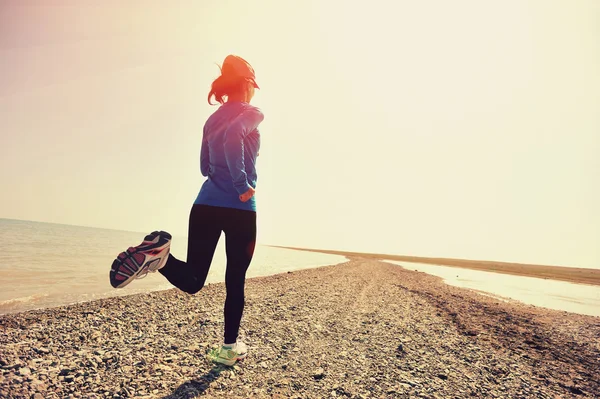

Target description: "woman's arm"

left=223, top=108, right=264, bottom=197
left=200, top=131, right=210, bottom=177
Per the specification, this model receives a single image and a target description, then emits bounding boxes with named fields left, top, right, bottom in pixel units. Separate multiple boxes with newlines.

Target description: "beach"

left=276, top=247, right=600, bottom=286
left=1, top=258, right=599, bottom=399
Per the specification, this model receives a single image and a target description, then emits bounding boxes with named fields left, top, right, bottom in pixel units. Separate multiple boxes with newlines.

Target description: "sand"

left=1, top=259, right=599, bottom=398
left=275, top=247, right=600, bottom=286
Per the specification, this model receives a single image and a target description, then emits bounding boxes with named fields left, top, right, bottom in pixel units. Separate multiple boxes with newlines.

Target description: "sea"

left=0, top=219, right=347, bottom=314
left=2, top=218, right=599, bottom=317
left=385, top=261, right=600, bottom=317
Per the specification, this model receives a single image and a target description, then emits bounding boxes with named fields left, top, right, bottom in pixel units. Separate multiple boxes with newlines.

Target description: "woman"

left=109, top=55, right=264, bottom=366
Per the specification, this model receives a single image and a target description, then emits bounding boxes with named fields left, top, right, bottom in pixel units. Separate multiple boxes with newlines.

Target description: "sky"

left=0, top=0, right=598, bottom=268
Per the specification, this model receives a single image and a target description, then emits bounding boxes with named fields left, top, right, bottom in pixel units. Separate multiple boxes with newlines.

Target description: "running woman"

left=109, top=55, right=264, bottom=366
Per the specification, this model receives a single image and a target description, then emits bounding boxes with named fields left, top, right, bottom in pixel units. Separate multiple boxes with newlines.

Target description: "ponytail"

left=208, top=74, right=246, bottom=105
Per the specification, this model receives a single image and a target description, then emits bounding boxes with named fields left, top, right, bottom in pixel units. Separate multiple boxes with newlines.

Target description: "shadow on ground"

left=160, top=365, right=226, bottom=399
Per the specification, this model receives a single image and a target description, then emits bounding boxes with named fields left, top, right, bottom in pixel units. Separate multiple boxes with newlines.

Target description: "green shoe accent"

left=208, top=344, right=248, bottom=366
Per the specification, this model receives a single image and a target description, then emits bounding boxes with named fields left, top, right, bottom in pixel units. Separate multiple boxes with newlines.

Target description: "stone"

left=313, top=368, right=325, bottom=380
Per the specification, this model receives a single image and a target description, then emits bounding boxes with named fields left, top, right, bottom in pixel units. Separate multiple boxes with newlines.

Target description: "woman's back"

left=196, top=101, right=264, bottom=211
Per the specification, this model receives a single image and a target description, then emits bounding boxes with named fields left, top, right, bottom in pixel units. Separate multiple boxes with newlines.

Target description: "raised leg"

left=159, top=205, right=222, bottom=294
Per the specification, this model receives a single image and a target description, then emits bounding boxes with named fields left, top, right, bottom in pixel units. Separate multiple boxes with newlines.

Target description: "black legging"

left=159, top=204, right=256, bottom=344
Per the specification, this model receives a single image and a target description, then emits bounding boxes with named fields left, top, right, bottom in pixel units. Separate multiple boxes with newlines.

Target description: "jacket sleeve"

left=200, top=126, right=210, bottom=177
left=223, top=107, right=264, bottom=195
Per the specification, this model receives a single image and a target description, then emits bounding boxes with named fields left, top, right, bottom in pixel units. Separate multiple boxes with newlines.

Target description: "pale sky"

left=1, top=1, right=598, bottom=268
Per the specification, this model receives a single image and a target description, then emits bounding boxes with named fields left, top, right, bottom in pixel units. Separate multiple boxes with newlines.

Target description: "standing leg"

left=159, top=205, right=222, bottom=294
left=222, top=209, right=257, bottom=344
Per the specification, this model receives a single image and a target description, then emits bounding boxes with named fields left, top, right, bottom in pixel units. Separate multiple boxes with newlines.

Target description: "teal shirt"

left=194, top=101, right=264, bottom=212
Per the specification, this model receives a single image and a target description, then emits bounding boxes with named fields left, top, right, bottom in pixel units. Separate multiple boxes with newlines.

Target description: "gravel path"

left=1, top=259, right=598, bottom=398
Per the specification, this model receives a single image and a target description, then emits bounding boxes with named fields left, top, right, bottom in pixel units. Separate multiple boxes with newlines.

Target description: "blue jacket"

left=194, top=101, right=264, bottom=212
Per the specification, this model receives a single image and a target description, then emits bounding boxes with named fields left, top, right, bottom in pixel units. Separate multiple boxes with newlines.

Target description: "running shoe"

left=109, top=230, right=171, bottom=288
left=211, top=341, right=248, bottom=366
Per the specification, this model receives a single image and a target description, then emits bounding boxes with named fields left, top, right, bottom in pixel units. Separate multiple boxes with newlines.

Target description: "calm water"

left=385, top=260, right=600, bottom=317
left=0, top=219, right=346, bottom=314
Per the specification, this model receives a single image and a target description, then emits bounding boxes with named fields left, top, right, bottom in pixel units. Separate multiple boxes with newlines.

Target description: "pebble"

left=0, top=260, right=597, bottom=398
left=313, top=368, right=326, bottom=380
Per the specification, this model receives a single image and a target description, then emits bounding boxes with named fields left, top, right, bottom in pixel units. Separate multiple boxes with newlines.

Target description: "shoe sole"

left=109, top=231, right=172, bottom=289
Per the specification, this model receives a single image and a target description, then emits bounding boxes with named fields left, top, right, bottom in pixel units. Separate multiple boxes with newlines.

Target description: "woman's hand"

left=239, top=187, right=256, bottom=203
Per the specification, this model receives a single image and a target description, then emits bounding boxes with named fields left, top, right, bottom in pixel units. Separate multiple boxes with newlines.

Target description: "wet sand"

left=1, top=259, right=598, bottom=398
left=274, top=247, right=600, bottom=286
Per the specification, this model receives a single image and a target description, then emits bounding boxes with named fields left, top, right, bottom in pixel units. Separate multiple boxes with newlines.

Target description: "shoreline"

left=273, top=246, right=600, bottom=286
left=1, top=259, right=599, bottom=398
